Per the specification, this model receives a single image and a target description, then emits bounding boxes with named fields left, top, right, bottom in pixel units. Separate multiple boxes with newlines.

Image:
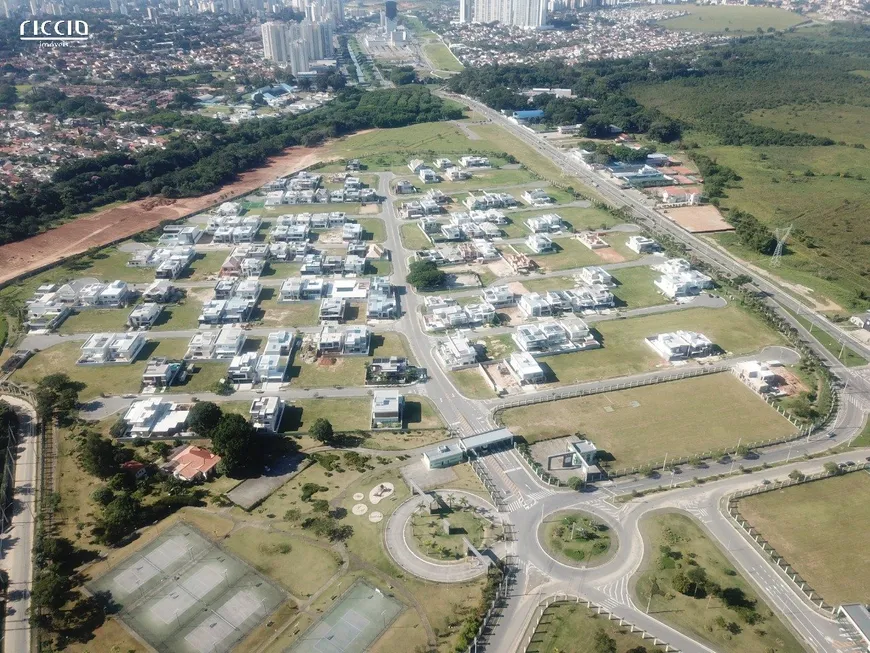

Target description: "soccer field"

left=501, top=373, right=795, bottom=468
left=739, top=472, right=870, bottom=605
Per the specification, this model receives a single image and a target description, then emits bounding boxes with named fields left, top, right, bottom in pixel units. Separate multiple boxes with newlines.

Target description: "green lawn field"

left=502, top=373, right=794, bottom=467
left=739, top=472, right=870, bottom=605
left=423, top=42, right=464, bottom=72
left=400, top=223, right=433, bottom=250
left=657, top=5, right=805, bottom=33
left=635, top=513, right=805, bottom=653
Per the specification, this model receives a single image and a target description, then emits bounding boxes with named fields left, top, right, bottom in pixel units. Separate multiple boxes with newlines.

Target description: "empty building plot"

left=738, top=472, right=870, bottom=606
left=500, top=373, right=796, bottom=469
left=289, top=580, right=404, bottom=653
left=88, top=523, right=285, bottom=653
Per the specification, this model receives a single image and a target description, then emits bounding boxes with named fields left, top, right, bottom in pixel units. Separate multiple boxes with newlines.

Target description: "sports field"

left=88, top=523, right=285, bottom=653
left=738, top=472, right=870, bottom=605
left=501, top=373, right=795, bottom=467
left=290, top=580, right=403, bottom=653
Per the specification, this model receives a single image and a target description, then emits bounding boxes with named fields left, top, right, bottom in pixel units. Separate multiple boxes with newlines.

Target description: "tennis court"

left=290, top=581, right=404, bottom=653
left=88, top=523, right=285, bottom=653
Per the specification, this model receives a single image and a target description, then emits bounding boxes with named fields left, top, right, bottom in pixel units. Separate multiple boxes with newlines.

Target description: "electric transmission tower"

left=771, top=223, right=793, bottom=268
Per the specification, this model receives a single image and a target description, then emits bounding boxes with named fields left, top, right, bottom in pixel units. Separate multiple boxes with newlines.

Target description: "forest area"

left=0, top=86, right=461, bottom=246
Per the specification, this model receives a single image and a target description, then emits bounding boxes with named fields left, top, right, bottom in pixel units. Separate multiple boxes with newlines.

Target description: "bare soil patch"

left=664, top=205, right=733, bottom=233
left=0, top=147, right=324, bottom=284
left=594, top=247, right=626, bottom=263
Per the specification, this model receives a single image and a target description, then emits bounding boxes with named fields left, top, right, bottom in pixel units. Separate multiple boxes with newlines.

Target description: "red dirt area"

left=0, top=147, right=325, bottom=284
left=594, top=247, right=626, bottom=263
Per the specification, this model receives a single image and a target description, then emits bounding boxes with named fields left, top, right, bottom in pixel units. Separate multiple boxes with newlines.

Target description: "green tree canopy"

left=309, top=418, right=335, bottom=445
left=211, top=413, right=257, bottom=477
left=406, top=260, right=446, bottom=290
left=187, top=401, right=223, bottom=435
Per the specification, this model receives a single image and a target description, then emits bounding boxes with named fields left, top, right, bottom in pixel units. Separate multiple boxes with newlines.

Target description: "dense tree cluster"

left=726, top=209, right=777, bottom=255
left=25, top=88, right=112, bottom=118
left=406, top=260, right=446, bottom=290
left=0, top=86, right=461, bottom=245
left=34, top=373, right=83, bottom=423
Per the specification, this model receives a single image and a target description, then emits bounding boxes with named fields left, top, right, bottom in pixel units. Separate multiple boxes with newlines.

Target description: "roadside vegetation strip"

left=634, top=512, right=806, bottom=653
left=736, top=471, right=870, bottom=606
left=525, top=600, right=667, bottom=653
left=501, top=373, right=795, bottom=470
left=781, top=306, right=867, bottom=367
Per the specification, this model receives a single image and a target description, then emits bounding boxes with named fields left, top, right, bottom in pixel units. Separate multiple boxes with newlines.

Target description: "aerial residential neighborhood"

left=0, top=1, right=868, bottom=653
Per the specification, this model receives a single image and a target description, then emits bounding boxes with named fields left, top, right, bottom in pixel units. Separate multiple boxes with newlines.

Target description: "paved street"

left=0, top=395, right=37, bottom=653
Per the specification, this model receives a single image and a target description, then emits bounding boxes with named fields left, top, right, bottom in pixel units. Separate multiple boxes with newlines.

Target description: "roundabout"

left=537, top=509, right=617, bottom=568
left=384, top=489, right=508, bottom=583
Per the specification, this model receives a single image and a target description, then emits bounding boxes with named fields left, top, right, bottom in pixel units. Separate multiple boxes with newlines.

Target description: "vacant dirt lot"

left=0, top=147, right=324, bottom=284
left=664, top=205, right=733, bottom=233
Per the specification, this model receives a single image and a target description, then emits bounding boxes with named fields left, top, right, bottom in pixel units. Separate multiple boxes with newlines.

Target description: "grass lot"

left=423, top=42, right=464, bottom=72
left=611, top=265, right=670, bottom=309
left=12, top=339, right=190, bottom=399
left=393, top=167, right=536, bottom=194
left=62, top=247, right=156, bottom=283
left=450, top=368, right=496, bottom=399
left=289, top=333, right=412, bottom=388
left=850, top=419, right=870, bottom=448
left=223, top=528, right=341, bottom=599
left=510, top=206, right=618, bottom=234
left=65, top=618, right=147, bottom=653
left=781, top=306, right=867, bottom=366
left=476, top=334, right=516, bottom=361
left=365, top=259, right=392, bottom=276
left=263, top=203, right=361, bottom=215
left=525, top=603, right=658, bottom=653
left=657, top=4, right=805, bottom=32
left=400, top=223, right=433, bottom=250
left=184, top=251, right=226, bottom=281
left=502, top=373, right=794, bottom=467
left=518, top=239, right=608, bottom=271
left=326, top=121, right=509, bottom=171
left=58, top=308, right=128, bottom=334
left=739, top=472, right=870, bottom=605
left=747, top=103, right=870, bottom=148
left=262, top=262, right=302, bottom=278
left=539, top=510, right=614, bottom=567
left=520, top=276, right=576, bottom=293
left=540, top=305, right=783, bottom=386
left=358, top=218, right=386, bottom=243
left=150, top=298, right=203, bottom=331
left=698, top=144, right=870, bottom=309
left=635, top=512, right=806, bottom=653
left=257, top=296, right=322, bottom=328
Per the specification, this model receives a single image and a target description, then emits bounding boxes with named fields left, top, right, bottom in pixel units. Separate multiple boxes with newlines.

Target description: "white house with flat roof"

left=627, top=235, right=658, bottom=254
left=508, top=351, right=545, bottom=385
left=371, top=390, right=403, bottom=430
left=228, top=352, right=260, bottom=384
left=578, top=266, right=613, bottom=286
left=128, top=303, right=163, bottom=330
left=250, top=396, right=285, bottom=433
left=734, top=360, right=778, bottom=394
left=78, top=333, right=145, bottom=365
left=483, top=286, right=515, bottom=308
left=525, top=214, right=564, bottom=233
left=437, top=333, right=478, bottom=370
left=647, top=331, right=714, bottom=361
left=526, top=233, right=554, bottom=254
left=121, top=398, right=190, bottom=438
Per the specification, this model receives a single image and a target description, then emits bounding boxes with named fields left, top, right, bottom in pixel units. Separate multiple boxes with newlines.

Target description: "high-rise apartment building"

left=470, top=0, right=546, bottom=28
left=261, top=20, right=288, bottom=62
left=459, top=0, right=472, bottom=23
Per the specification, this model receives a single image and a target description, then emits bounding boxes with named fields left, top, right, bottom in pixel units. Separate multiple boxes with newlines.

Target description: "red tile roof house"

left=164, top=445, right=221, bottom=482
left=121, top=460, right=148, bottom=480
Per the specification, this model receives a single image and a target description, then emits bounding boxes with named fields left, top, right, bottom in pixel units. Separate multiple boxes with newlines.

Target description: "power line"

left=771, top=224, right=793, bottom=268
